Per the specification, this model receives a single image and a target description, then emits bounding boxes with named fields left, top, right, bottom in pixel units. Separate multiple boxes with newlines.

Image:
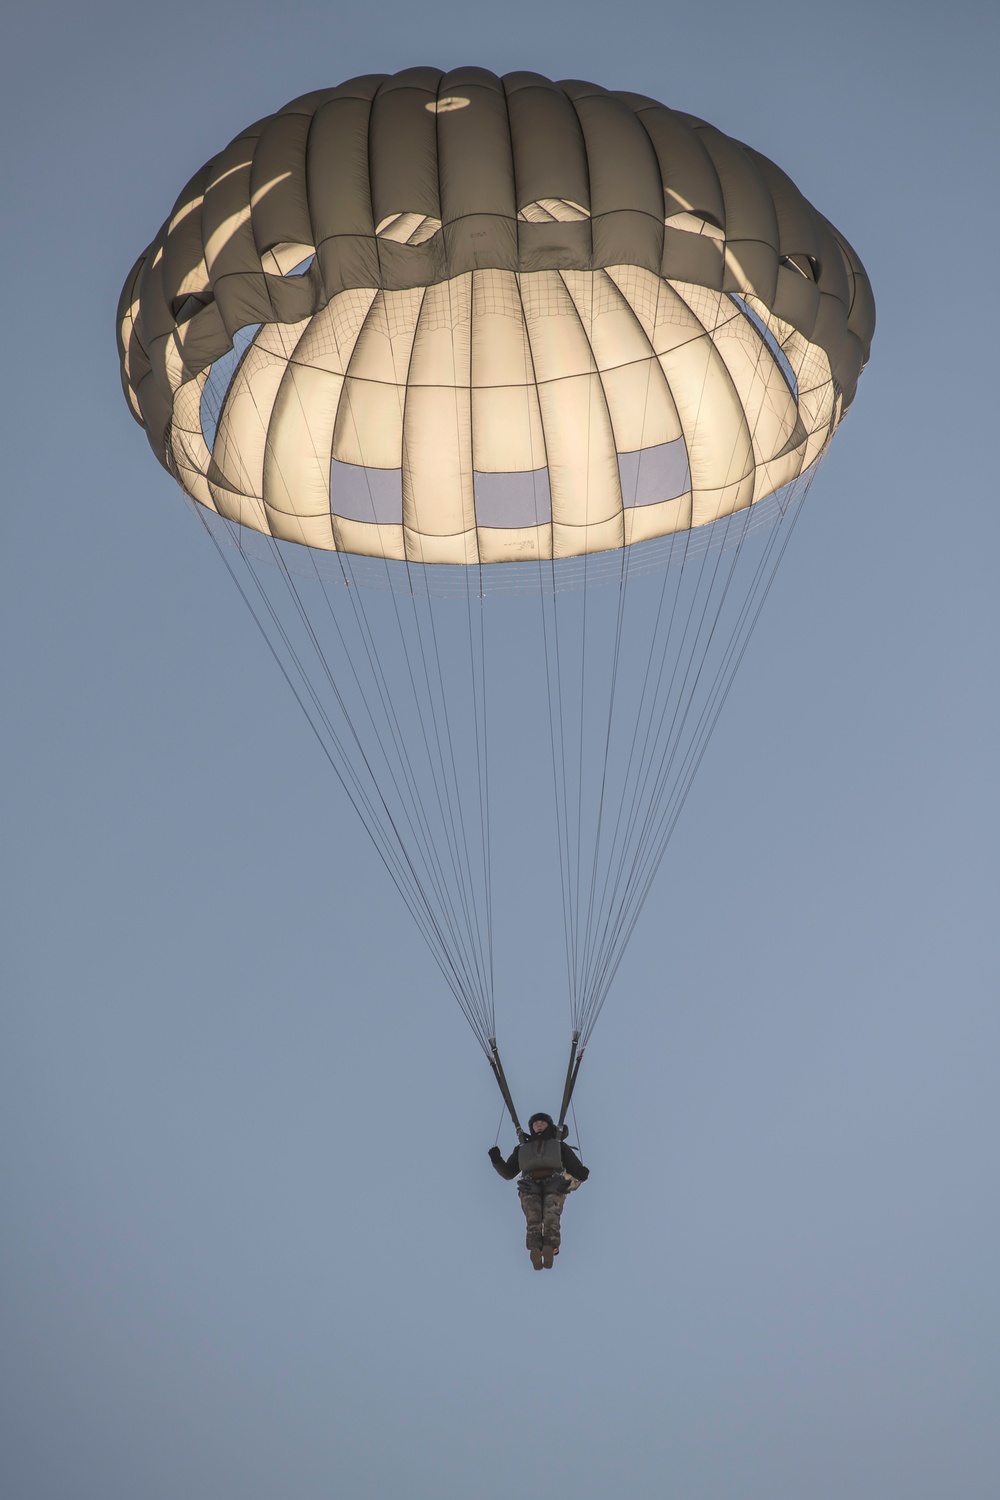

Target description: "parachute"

left=117, top=68, right=874, bottom=1128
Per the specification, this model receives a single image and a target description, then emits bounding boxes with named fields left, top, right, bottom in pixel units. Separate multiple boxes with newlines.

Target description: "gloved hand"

left=488, top=1146, right=504, bottom=1164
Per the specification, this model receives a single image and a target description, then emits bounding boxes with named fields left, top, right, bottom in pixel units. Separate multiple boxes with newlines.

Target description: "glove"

left=488, top=1146, right=504, bottom=1164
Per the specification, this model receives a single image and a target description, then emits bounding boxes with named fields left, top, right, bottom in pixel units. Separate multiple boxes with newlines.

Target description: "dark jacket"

left=489, top=1115, right=589, bottom=1184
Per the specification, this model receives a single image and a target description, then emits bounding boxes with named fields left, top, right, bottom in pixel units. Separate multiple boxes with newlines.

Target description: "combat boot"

left=542, top=1245, right=556, bottom=1268
left=529, top=1246, right=544, bottom=1270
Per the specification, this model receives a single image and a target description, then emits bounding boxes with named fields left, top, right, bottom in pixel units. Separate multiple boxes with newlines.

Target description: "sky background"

left=3, top=3, right=998, bottom=1497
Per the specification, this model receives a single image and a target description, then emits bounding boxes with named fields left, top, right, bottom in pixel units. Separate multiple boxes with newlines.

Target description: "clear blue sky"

left=3, top=3, right=998, bottom=1498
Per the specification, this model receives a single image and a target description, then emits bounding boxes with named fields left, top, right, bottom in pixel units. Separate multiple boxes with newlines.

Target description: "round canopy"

left=117, top=68, right=874, bottom=567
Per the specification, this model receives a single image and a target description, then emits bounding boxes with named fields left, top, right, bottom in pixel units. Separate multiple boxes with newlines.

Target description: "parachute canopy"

left=117, top=68, right=873, bottom=568
left=117, top=72, right=873, bottom=1113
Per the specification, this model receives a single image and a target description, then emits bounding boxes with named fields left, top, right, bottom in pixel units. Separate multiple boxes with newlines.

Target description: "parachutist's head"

left=529, top=1112, right=555, bottom=1135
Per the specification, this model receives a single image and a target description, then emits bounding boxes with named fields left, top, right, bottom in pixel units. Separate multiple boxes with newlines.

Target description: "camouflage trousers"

left=517, top=1174, right=568, bottom=1249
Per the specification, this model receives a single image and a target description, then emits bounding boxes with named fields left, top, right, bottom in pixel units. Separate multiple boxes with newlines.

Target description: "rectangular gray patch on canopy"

left=330, top=460, right=403, bottom=524
left=618, top=439, right=690, bottom=508
left=473, top=469, right=552, bottom=528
